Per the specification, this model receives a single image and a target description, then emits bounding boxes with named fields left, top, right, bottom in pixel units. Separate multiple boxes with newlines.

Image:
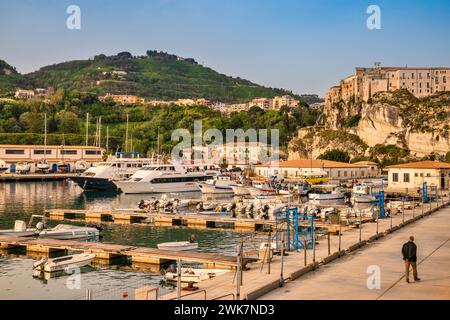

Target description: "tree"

left=19, top=112, right=45, bottom=133
left=318, top=149, right=350, bottom=163
left=56, top=111, right=79, bottom=133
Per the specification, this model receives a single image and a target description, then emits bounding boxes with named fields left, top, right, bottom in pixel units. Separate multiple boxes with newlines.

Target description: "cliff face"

left=289, top=90, right=450, bottom=161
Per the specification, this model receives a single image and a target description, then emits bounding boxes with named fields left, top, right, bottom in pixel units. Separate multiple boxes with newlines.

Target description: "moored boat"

left=157, top=241, right=199, bottom=251
left=33, top=253, right=96, bottom=272
left=38, top=224, right=100, bottom=240
left=163, top=268, right=228, bottom=283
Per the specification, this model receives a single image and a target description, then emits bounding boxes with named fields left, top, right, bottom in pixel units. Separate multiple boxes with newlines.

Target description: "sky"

left=0, top=0, right=449, bottom=96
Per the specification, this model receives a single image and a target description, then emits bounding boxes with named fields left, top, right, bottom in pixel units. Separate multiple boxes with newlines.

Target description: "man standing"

left=402, top=236, right=421, bottom=283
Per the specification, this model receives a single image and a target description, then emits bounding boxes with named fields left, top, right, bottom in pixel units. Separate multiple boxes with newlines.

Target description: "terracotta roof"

left=255, top=159, right=365, bottom=168
left=387, top=161, right=450, bottom=169
left=353, top=161, right=378, bottom=166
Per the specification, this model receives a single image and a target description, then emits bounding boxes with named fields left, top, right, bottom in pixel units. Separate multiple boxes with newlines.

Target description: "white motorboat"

left=115, top=163, right=213, bottom=194
left=0, top=219, right=44, bottom=237
left=157, top=241, right=199, bottom=251
left=74, top=160, right=88, bottom=172
left=351, top=183, right=378, bottom=203
left=36, top=161, right=50, bottom=171
left=38, top=224, right=100, bottom=240
left=163, top=268, right=229, bottom=283
left=16, top=162, right=31, bottom=174
left=33, top=253, right=96, bottom=272
left=308, top=184, right=348, bottom=205
left=231, top=184, right=250, bottom=196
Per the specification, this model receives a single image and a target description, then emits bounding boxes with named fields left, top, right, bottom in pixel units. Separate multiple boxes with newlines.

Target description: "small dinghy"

left=33, top=253, right=96, bottom=273
left=162, top=268, right=228, bottom=283
left=38, top=224, right=100, bottom=240
left=0, top=220, right=44, bottom=237
left=157, top=241, right=199, bottom=251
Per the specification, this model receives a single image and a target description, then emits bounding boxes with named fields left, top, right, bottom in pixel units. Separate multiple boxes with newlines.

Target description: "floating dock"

left=0, top=235, right=255, bottom=269
left=0, top=173, right=77, bottom=182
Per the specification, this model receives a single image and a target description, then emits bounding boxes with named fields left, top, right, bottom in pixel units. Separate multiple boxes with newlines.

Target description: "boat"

left=33, top=253, right=96, bottom=272
left=74, top=160, right=88, bottom=173
left=36, top=113, right=50, bottom=173
left=157, top=241, right=199, bottom=251
left=36, top=161, right=50, bottom=172
left=308, top=184, right=348, bottom=205
left=198, top=175, right=236, bottom=195
left=163, top=268, right=229, bottom=283
left=231, top=184, right=250, bottom=196
left=70, top=152, right=156, bottom=192
left=38, top=224, right=100, bottom=240
left=0, top=160, right=7, bottom=174
left=0, top=217, right=45, bottom=237
left=114, top=163, right=213, bottom=194
left=15, top=162, right=31, bottom=174
left=351, top=183, right=378, bottom=204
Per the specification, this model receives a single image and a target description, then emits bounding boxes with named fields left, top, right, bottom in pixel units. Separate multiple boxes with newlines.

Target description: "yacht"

left=114, top=164, right=213, bottom=194
left=69, top=152, right=156, bottom=192
left=198, top=175, right=237, bottom=195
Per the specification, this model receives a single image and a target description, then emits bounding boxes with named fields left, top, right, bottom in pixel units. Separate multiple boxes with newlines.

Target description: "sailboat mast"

left=125, top=113, right=129, bottom=152
left=98, top=116, right=102, bottom=148
left=44, top=113, right=47, bottom=160
left=85, top=113, right=89, bottom=146
left=106, top=126, right=109, bottom=153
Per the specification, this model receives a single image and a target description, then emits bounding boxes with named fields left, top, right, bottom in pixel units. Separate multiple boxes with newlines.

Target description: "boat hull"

left=157, top=242, right=199, bottom=251
left=35, top=254, right=96, bottom=272
left=199, top=183, right=234, bottom=195
left=115, top=181, right=200, bottom=194
left=70, top=176, right=117, bottom=192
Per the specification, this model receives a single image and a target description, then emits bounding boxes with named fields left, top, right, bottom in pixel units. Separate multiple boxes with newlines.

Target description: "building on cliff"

left=325, top=64, right=450, bottom=105
left=386, top=160, right=450, bottom=194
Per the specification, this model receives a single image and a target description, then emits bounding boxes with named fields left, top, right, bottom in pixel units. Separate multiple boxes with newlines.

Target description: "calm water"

left=0, top=181, right=244, bottom=299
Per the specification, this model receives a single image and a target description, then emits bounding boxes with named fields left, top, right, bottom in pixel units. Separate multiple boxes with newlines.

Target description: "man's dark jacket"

left=402, top=241, right=417, bottom=262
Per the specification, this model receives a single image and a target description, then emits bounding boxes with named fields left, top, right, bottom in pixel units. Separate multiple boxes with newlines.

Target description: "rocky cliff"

left=289, top=90, right=450, bottom=163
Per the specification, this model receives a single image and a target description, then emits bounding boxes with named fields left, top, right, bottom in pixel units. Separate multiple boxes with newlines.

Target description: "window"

left=337, top=171, right=341, bottom=178
left=5, top=149, right=24, bottom=155
left=404, top=173, right=410, bottom=183
left=33, top=150, right=51, bottom=155
left=392, top=173, right=399, bottom=182
left=444, top=76, right=447, bottom=83
left=415, top=173, right=418, bottom=177
left=60, top=150, right=77, bottom=155
left=85, top=150, right=101, bottom=155
left=426, top=173, right=431, bottom=177
left=344, top=171, right=347, bottom=177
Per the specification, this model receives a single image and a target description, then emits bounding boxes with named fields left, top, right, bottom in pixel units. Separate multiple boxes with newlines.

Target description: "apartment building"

left=326, top=65, right=450, bottom=105
left=100, top=94, right=145, bottom=105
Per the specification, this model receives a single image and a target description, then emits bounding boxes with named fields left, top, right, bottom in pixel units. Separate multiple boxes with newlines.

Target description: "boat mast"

left=125, top=113, right=129, bottom=152
left=85, top=113, right=89, bottom=146
left=106, top=126, right=109, bottom=153
left=44, top=113, right=47, bottom=161
left=98, top=116, right=102, bottom=148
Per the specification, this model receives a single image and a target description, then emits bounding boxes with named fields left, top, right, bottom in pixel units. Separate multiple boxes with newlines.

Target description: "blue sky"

left=0, top=0, right=449, bottom=96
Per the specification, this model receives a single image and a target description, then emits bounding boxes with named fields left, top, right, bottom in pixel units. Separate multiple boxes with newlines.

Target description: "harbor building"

left=0, top=144, right=104, bottom=173
left=254, top=159, right=374, bottom=180
left=386, top=160, right=450, bottom=194
left=325, top=64, right=450, bottom=106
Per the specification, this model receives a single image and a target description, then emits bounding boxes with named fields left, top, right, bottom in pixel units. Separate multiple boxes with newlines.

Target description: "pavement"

left=259, top=205, right=450, bottom=300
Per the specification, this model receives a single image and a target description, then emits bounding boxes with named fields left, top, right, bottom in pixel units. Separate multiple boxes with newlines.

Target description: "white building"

left=0, top=144, right=104, bottom=173
left=255, top=159, right=376, bottom=180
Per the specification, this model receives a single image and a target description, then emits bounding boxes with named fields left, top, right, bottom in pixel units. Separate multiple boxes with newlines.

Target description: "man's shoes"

left=415, top=278, right=421, bottom=281
left=406, top=279, right=410, bottom=283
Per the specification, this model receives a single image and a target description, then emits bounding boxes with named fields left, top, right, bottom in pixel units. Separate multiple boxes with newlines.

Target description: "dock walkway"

left=0, top=173, right=77, bottom=182
left=0, top=235, right=253, bottom=269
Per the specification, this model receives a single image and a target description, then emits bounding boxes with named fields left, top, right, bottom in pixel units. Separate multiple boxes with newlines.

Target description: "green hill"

left=0, top=60, right=25, bottom=94
left=4, top=51, right=301, bottom=103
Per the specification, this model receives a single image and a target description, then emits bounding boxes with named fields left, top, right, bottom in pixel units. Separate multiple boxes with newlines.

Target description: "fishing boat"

left=70, top=152, right=156, bottom=192
left=308, top=184, right=348, bottom=205
left=0, top=218, right=45, bottom=237
left=157, top=241, right=199, bottom=251
left=38, top=224, right=100, bottom=240
left=33, top=253, right=96, bottom=272
left=114, top=163, right=213, bottom=194
left=163, top=268, right=229, bottom=283
left=198, top=175, right=236, bottom=195
left=231, top=184, right=250, bottom=196
left=351, top=183, right=378, bottom=204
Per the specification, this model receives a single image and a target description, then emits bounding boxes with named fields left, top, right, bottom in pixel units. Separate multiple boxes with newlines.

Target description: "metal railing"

left=169, top=289, right=207, bottom=300
left=212, top=293, right=236, bottom=300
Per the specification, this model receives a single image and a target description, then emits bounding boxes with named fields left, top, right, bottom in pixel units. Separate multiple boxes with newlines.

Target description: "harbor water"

left=0, top=181, right=244, bottom=299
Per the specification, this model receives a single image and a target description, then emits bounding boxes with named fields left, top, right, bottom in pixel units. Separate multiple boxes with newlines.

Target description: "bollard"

left=327, top=232, right=331, bottom=256
left=280, top=239, right=285, bottom=287
left=177, top=259, right=182, bottom=300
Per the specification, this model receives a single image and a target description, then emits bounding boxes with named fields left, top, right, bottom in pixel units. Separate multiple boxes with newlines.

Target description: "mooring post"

left=86, top=288, right=92, bottom=300
left=280, top=238, right=285, bottom=287
left=303, top=236, right=307, bottom=266
left=267, top=230, right=271, bottom=275
left=327, top=232, right=331, bottom=255
left=402, top=197, right=405, bottom=223
left=177, top=259, right=182, bottom=300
